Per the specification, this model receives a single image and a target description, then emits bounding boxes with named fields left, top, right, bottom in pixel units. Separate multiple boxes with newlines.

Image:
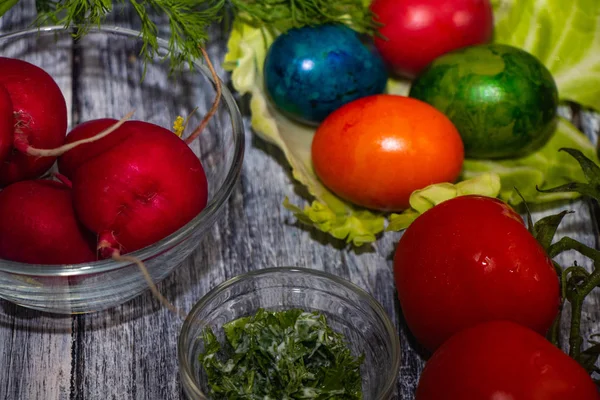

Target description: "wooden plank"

left=0, top=3, right=74, bottom=400
left=0, top=3, right=599, bottom=400
left=0, top=304, right=72, bottom=400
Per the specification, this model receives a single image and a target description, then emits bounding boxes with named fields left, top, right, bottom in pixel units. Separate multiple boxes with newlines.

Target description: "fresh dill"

left=8, top=0, right=377, bottom=72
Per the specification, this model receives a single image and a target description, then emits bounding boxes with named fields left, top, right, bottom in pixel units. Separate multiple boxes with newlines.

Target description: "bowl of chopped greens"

left=177, top=267, right=401, bottom=399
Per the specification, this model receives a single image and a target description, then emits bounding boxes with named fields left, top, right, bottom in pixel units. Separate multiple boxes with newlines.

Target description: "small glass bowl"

left=178, top=267, right=401, bottom=399
left=0, top=26, right=244, bottom=314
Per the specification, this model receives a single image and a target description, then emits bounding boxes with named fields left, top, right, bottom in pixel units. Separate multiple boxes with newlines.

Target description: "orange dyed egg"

left=311, top=94, right=465, bottom=211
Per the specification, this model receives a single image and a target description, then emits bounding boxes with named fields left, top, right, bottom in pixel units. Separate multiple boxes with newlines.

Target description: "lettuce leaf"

left=492, top=0, right=600, bottom=112
left=224, top=4, right=600, bottom=245
left=225, top=20, right=386, bottom=246
left=463, top=117, right=599, bottom=205
left=386, top=173, right=502, bottom=232
left=224, top=20, right=504, bottom=244
left=386, top=76, right=411, bottom=96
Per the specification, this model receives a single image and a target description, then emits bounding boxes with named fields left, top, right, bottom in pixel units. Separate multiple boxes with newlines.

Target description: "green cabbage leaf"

left=223, top=1, right=600, bottom=246
left=492, top=0, right=600, bottom=112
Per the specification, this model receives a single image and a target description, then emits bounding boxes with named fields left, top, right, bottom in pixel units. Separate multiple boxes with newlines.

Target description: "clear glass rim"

left=0, top=25, right=246, bottom=276
left=177, top=266, right=402, bottom=400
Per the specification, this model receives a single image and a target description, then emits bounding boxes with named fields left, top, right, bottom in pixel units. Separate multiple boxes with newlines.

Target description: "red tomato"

left=311, top=94, right=464, bottom=211
left=370, top=0, right=494, bottom=78
left=393, top=195, right=560, bottom=351
left=416, top=321, right=600, bottom=400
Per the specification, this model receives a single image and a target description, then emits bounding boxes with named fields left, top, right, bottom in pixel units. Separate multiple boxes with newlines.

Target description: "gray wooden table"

left=1, top=2, right=599, bottom=399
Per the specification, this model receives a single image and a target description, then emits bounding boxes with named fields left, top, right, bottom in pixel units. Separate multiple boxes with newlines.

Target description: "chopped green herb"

left=198, top=308, right=365, bottom=399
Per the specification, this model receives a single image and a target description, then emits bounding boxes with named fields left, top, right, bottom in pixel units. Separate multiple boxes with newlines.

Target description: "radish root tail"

left=184, top=48, right=222, bottom=145
left=53, top=172, right=73, bottom=188
left=62, top=47, right=220, bottom=320
left=112, top=252, right=188, bottom=319
left=17, top=110, right=136, bottom=158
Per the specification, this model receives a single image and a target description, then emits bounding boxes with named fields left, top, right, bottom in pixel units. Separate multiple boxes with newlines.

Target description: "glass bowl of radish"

left=178, top=267, right=401, bottom=399
left=0, top=25, right=245, bottom=314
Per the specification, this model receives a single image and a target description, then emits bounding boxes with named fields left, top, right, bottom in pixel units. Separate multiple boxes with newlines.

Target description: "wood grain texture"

left=0, top=3, right=73, bottom=400
left=0, top=2, right=599, bottom=399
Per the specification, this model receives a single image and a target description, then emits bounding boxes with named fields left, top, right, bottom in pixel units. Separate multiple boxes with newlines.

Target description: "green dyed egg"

left=409, top=44, right=558, bottom=159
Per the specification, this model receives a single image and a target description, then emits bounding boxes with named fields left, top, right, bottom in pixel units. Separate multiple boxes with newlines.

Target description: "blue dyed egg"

left=264, top=24, right=388, bottom=125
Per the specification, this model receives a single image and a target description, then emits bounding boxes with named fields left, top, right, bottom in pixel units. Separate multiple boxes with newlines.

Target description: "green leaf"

left=386, top=210, right=420, bottom=233
left=224, top=9, right=600, bottom=245
left=538, top=182, right=600, bottom=200
left=0, top=0, right=18, bottom=17
left=200, top=328, right=222, bottom=357
left=579, top=337, right=600, bottom=375
left=512, top=187, right=536, bottom=234
left=231, top=0, right=379, bottom=36
left=32, top=0, right=226, bottom=74
left=225, top=17, right=507, bottom=243
left=386, top=76, right=411, bottom=96
left=283, top=197, right=385, bottom=246
left=532, top=210, right=572, bottom=251
left=223, top=315, right=251, bottom=347
left=199, top=308, right=364, bottom=399
left=28, top=0, right=376, bottom=74
left=386, top=173, right=502, bottom=232
left=537, top=147, right=600, bottom=201
left=462, top=117, right=600, bottom=205
left=492, top=0, right=600, bottom=111
left=558, top=148, right=600, bottom=186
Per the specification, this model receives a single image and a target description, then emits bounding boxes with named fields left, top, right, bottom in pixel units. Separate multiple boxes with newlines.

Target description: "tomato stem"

left=542, top=231, right=600, bottom=367
left=549, top=302, right=563, bottom=347
left=548, top=237, right=599, bottom=259
left=569, top=298, right=584, bottom=359
left=565, top=263, right=600, bottom=362
left=535, top=148, right=600, bottom=375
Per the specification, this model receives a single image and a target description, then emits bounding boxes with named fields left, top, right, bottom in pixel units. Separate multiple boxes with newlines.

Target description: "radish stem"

left=185, top=48, right=222, bottom=145
left=17, top=110, right=135, bottom=157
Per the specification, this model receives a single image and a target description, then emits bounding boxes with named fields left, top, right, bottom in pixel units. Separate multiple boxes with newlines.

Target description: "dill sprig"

left=231, top=0, right=378, bottom=36
left=8, top=0, right=376, bottom=71
left=32, top=0, right=225, bottom=70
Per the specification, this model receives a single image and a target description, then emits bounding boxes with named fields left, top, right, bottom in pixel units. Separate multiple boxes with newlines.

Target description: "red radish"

left=71, top=120, right=209, bottom=258
left=0, top=84, right=12, bottom=164
left=57, top=118, right=131, bottom=179
left=0, top=179, right=96, bottom=264
left=0, top=57, right=68, bottom=185
left=69, top=48, right=220, bottom=318
left=370, top=0, right=494, bottom=79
